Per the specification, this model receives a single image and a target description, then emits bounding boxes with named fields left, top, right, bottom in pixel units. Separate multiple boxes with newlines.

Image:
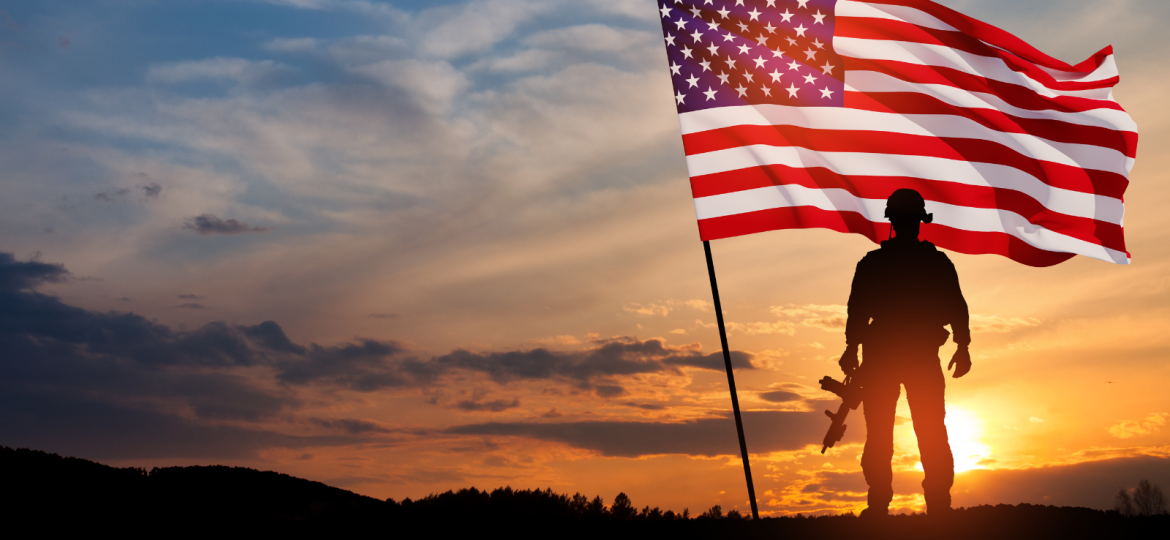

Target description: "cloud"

left=622, top=302, right=672, bottom=316
left=1109, top=413, right=1167, bottom=438
left=454, top=398, right=521, bottom=412
left=531, top=335, right=581, bottom=345
left=0, top=253, right=68, bottom=291
left=177, top=303, right=206, bottom=310
left=310, top=417, right=393, bottom=434
left=146, top=57, right=296, bottom=85
left=142, top=182, right=162, bottom=198
left=759, top=390, right=802, bottom=403
left=177, top=294, right=203, bottom=300
left=770, top=304, right=848, bottom=331
left=685, top=299, right=712, bottom=313
left=953, top=454, right=1170, bottom=510
left=726, top=321, right=797, bottom=336
left=969, top=315, right=1042, bottom=333
left=182, top=214, right=270, bottom=235
left=445, top=410, right=857, bottom=457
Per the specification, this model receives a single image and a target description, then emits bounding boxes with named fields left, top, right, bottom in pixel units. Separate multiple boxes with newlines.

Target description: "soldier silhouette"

left=839, top=188, right=972, bottom=518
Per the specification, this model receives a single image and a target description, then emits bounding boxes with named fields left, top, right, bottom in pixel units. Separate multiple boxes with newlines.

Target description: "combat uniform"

left=845, top=237, right=970, bottom=512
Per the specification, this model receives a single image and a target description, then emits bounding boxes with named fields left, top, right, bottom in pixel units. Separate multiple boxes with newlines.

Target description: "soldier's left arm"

left=941, top=254, right=972, bottom=378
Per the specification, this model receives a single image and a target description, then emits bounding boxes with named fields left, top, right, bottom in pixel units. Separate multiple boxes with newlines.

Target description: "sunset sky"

left=1, top=0, right=1168, bottom=517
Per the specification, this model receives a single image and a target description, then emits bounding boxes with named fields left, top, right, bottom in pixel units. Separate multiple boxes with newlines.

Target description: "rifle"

left=819, top=371, right=864, bottom=454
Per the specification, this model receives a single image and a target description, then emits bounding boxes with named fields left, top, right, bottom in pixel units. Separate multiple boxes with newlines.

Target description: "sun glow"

left=942, top=406, right=992, bottom=473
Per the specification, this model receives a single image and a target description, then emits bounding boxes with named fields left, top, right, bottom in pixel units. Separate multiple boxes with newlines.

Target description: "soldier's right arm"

left=841, top=257, right=873, bottom=373
left=845, top=256, right=874, bottom=348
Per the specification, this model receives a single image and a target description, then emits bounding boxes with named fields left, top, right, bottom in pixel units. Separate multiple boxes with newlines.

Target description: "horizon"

left=1, top=0, right=1168, bottom=517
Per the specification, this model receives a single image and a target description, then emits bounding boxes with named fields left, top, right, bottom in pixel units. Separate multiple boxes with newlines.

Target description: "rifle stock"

left=819, top=374, right=863, bottom=454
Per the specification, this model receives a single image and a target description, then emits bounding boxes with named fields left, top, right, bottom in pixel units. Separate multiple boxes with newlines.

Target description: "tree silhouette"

left=610, top=492, right=635, bottom=520
left=698, top=505, right=723, bottom=519
left=1115, top=479, right=1167, bottom=516
left=1134, top=479, right=1168, bottom=516
left=1115, top=487, right=1134, bottom=517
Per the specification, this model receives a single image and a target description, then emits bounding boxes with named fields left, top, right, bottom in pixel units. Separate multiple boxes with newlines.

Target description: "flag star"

left=766, top=0, right=777, bottom=6
left=803, top=72, right=817, bottom=84
left=753, top=55, right=768, bottom=68
left=707, top=43, right=720, bottom=55
left=787, top=59, right=801, bottom=70
left=705, top=0, right=714, bottom=4
left=675, top=19, right=687, bottom=30
left=707, top=20, right=721, bottom=31
left=675, top=90, right=686, bottom=104
left=689, top=6, right=701, bottom=16
left=779, top=9, right=794, bottom=22
left=670, top=61, right=682, bottom=75
left=812, top=38, right=824, bottom=49
left=737, top=44, right=751, bottom=55
left=725, top=56, right=738, bottom=69
left=723, top=32, right=737, bottom=42
left=735, top=0, right=745, bottom=6
left=747, top=8, right=761, bottom=21
left=804, top=48, right=817, bottom=60
left=660, top=6, right=672, bottom=18
left=680, top=46, right=694, bottom=59
left=794, top=24, right=808, bottom=37
left=743, top=71, right=754, bottom=83
left=704, top=86, right=718, bottom=101
left=737, top=22, right=749, bottom=32
left=797, top=0, right=810, bottom=8
left=786, top=36, right=798, bottom=46
left=813, top=10, right=827, bottom=24
left=761, top=85, right=772, bottom=97
left=769, top=69, right=783, bottom=82
left=756, top=35, right=769, bottom=46
left=820, top=61, right=835, bottom=75
left=771, top=47, right=785, bottom=58
left=764, top=22, right=776, bottom=34
left=735, top=84, right=748, bottom=97
left=700, top=59, right=712, bottom=72
left=786, top=83, right=800, bottom=97
left=665, top=33, right=676, bottom=46
left=717, top=71, right=731, bottom=85
left=690, top=30, right=703, bottom=42
left=820, top=87, right=835, bottom=99
left=686, top=74, right=700, bottom=88
left=717, top=7, right=730, bottom=19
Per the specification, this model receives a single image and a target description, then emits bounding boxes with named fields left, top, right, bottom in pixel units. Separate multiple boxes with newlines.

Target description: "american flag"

left=659, top=0, right=1137, bottom=266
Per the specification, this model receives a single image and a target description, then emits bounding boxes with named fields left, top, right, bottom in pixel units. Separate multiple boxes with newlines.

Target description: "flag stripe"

left=848, top=0, right=1116, bottom=74
left=847, top=92, right=1136, bottom=158
left=680, top=111, right=1131, bottom=177
left=838, top=18, right=1118, bottom=92
left=845, top=58, right=1123, bottom=114
left=685, top=145, right=1125, bottom=225
left=687, top=164, right=1126, bottom=252
left=837, top=38, right=1115, bottom=99
left=845, top=70, right=1137, bottom=132
left=696, top=204, right=1078, bottom=267
left=693, top=185, right=1129, bottom=264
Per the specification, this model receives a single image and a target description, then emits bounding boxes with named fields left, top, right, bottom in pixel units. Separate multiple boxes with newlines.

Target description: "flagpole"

left=703, top=240, right=760, bottom=520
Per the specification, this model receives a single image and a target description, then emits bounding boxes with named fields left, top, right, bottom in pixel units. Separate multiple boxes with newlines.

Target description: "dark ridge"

left=3, top=446, right=1166, bottom=538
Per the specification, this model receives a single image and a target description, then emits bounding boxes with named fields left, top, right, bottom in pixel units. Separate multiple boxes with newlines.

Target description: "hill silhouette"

left=3, top=446, right=1166, bottom=538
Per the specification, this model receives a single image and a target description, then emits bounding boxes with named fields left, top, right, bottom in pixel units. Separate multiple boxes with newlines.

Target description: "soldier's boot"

left=923, top=489, right=952, bottom=517
left=860, top=487, right=892, bottom=519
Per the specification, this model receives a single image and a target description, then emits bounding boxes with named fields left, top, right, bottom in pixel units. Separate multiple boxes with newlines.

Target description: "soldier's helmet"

left=884, top=188, right=934, bottom=224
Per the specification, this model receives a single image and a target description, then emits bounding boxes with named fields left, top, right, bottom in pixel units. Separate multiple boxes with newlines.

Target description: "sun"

left=942, top=406, right=992, bottom=473
left=909, top=405, right=991, bottom=473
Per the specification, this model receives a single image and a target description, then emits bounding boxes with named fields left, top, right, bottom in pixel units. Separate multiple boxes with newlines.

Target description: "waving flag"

left=658, top=0, right=1137, bottom=266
